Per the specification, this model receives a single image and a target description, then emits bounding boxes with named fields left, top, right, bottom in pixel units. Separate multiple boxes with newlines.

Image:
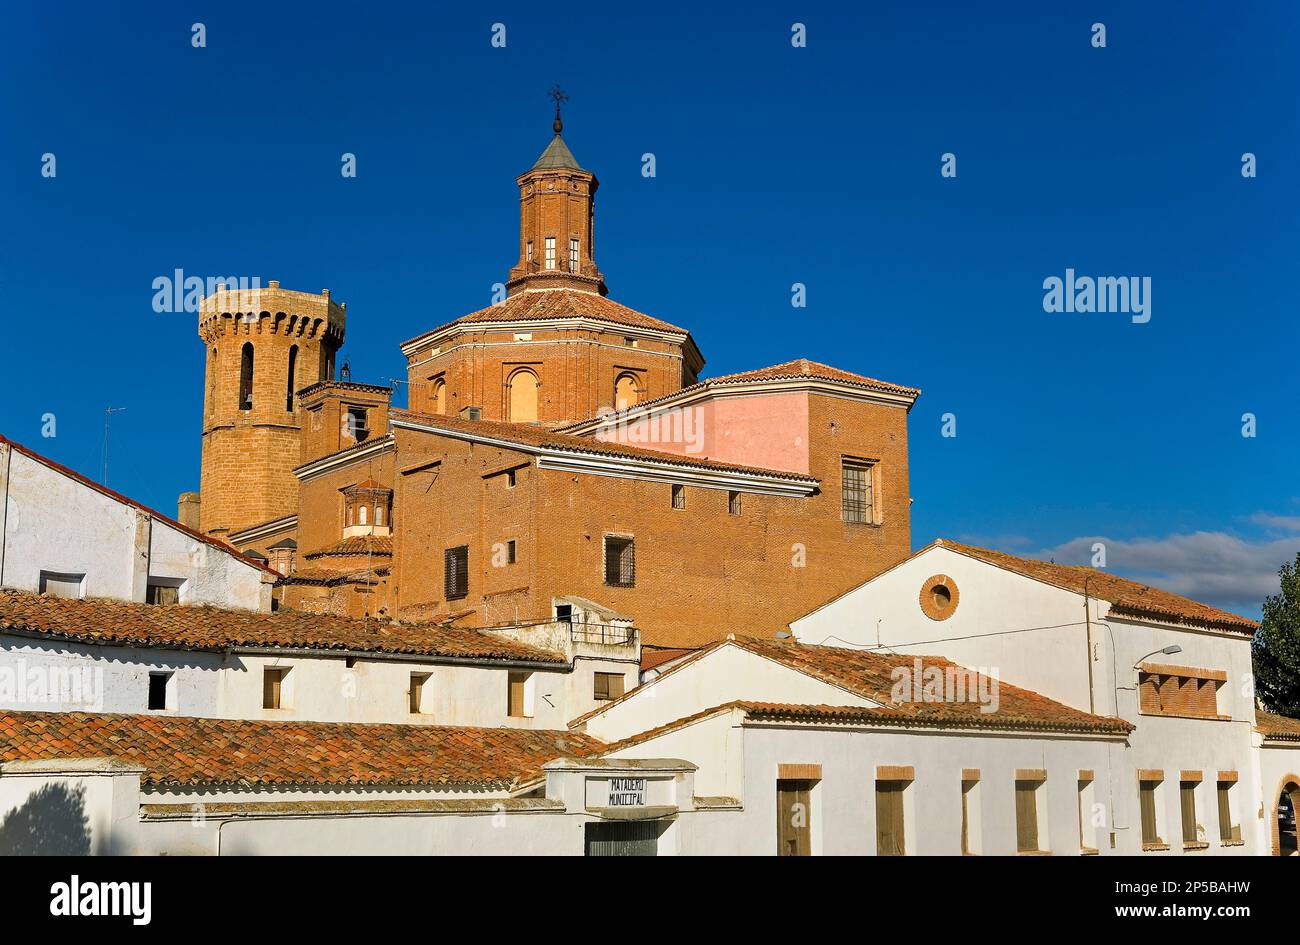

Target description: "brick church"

left=183, top=109, right=921, bottom=649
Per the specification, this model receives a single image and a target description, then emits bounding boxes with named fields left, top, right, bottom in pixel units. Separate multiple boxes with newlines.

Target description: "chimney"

left=177, top=492, right=201, bottom=530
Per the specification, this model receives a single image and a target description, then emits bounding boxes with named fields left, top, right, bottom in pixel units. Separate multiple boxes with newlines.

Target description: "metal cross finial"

left=549, top=85, right=568, bottom=134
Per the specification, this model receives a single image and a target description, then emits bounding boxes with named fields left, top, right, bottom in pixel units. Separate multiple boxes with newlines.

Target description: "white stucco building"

left=0, top=435, right=273, bottom=611
left=790, top=538, right=1299, bottom=857
left=1, top=530, right=1296, bottom=857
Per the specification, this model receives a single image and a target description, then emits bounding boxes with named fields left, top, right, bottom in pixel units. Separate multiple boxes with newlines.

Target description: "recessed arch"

left=507, top=368, right=540, bottom=423
left=1271, top=774, right=1300, bottom=856
left=615, top=372, right=641, bottom=412
left=238, top=342, right=254, bottom=411
left=286, top=344, right=298, bottom=412
left=432, top=377, right=446, bottom=414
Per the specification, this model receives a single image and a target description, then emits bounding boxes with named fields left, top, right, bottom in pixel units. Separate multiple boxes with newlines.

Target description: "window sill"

left=1220, top=839, right=1246, bottom=847
left=1018, top=850, right=1052, bottom=856
left=1182, top=841, right=1210, bottom=852
left=1141, top=842, right=1170, bottom=852
left=1080, top=847, right=1100, bottom=856
left=1136, top=710, right=1232, bottom=722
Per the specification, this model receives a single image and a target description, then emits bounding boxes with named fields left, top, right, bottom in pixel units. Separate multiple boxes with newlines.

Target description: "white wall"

left=789, top=544, right=1264, bottom=855
left=791, top=545, right=1094, bottom=709
left=577, top=644, right=875, bottom=741
left=0, top=635, right=615, bottom=729
left=0, top=443, right=268, bottom=610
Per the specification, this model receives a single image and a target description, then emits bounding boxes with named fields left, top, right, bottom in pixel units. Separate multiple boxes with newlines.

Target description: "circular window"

left=920, top=574, right=959, bottom=621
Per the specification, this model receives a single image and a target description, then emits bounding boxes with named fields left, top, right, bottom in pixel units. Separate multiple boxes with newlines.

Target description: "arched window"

left=376, top=504, right=385, bottom=527
left=239, top=343, right=254, bottom=411
left=615, top=373, right=640, bottom=411
left=285, top=345, right=298, bottom=412
left=507, top=369, right=539, bottom=423
left=358, top=505, right=368, bottom=525
left=432, top=378, right=446, bottom=414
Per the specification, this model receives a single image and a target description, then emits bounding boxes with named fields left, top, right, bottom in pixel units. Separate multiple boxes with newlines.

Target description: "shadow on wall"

left=0, top=782, right=92, bottom=855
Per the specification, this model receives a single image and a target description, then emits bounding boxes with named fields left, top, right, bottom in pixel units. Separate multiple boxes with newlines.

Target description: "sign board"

left=608, top=777, right=647, bottom=807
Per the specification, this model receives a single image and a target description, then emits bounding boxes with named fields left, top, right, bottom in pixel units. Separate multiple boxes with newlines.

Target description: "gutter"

left=0, top=627, right=568, bottom=672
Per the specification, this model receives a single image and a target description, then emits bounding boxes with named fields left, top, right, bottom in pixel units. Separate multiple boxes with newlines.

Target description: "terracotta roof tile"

left=390, top=409, right=818, bottom=483
left=404, top=289, right=688, bottom=348
left=0, top=711, right=600, bottom=789
left=277, top=566, right=389, bottom=586
left=701, top=358, right=919, bottom=395
left=0, top=589, right=565, bottom=664
left=303, top=536, right=393, bottom=559
left=557, top=358, right=919, bottom=433
left=641, top=647, right=698, bottom=672
left=573, top=636, right=1132, bottom=735
left=940, top=540, right=1258, bottom=633
left=1256, top=709, right=1300, bottom=740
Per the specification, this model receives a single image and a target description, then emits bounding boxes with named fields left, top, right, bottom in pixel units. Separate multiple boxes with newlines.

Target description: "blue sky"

left=2, top=2, right=1296, bottom=616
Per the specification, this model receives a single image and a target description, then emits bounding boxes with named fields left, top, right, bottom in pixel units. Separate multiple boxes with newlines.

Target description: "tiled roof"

left=390, top=409, right=819, bottom=483
left=0, top=434, right=275, bottom=576
left=403, top=288, right=688, bottom=348
left=702, top=359, right=920, bottom=396
left=303, top=536, right=393, bottom=559
left=641, top=646, right=699, bottom=672
left=938, top=540, right=1258, bottom=634
left=557, top=358, right=919, bottom=433
left=572, top=636, right=1133, bottom=735
left=733, top=637, right=1132, bottom=733
left=1256, top=710, right=1300, bottom=740
left=0, top=711, right=601, bottom=789
left=277, top=565, right=389, bottom=586
left=0, top=589, right=565, bottom=664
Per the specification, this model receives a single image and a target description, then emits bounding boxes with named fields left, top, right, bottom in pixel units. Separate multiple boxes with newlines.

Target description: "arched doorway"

left=1272, top=775, right=1300, bottom=855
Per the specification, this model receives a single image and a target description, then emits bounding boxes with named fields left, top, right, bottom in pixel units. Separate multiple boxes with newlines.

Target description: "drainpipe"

left=1083, top=578, right=1095, bottom=714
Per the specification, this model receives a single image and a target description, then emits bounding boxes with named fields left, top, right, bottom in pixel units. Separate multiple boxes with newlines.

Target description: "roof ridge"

left=390, top=409, right=819, bottom=482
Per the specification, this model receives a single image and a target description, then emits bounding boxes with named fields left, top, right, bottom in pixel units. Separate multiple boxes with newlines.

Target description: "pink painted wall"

left=593, top=391, right=810, bottom=474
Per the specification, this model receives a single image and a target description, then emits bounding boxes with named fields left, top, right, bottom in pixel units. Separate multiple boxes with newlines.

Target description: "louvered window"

left=444, top=545, right=469, bottom=600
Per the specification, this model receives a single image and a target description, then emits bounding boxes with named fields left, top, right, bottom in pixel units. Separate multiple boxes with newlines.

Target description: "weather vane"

left=549, top=84, right=568, bottom=134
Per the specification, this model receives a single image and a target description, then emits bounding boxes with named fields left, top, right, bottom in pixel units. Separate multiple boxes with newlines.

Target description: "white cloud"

left=1248, top=512, right=1300, bottom=533
left=1032, top=530, right=1300, bottom=617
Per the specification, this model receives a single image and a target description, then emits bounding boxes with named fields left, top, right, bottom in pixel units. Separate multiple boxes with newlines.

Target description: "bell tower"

left=196, top=282, right=345, bottom=539
left=506, top=87, right=606, bottom=297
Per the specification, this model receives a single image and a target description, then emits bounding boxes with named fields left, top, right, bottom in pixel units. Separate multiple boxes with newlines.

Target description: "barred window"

left=444, top=545, right=469, bottom=600
left=544, top=237, right=556, bottom=270
left=842, top=461, right=874, bottom=524
left=671, top=484, right=685, bottom=510
left=728, top=491, right=742, bottom=515
left=604, top=536, right=635, bottom=587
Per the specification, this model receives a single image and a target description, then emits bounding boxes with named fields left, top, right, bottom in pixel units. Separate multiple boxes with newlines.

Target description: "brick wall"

left=196, top=284, right=344, bottom=537
left=406, top=325, right=692, bottom=424
left=383, top=390, right=911, bottom=646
